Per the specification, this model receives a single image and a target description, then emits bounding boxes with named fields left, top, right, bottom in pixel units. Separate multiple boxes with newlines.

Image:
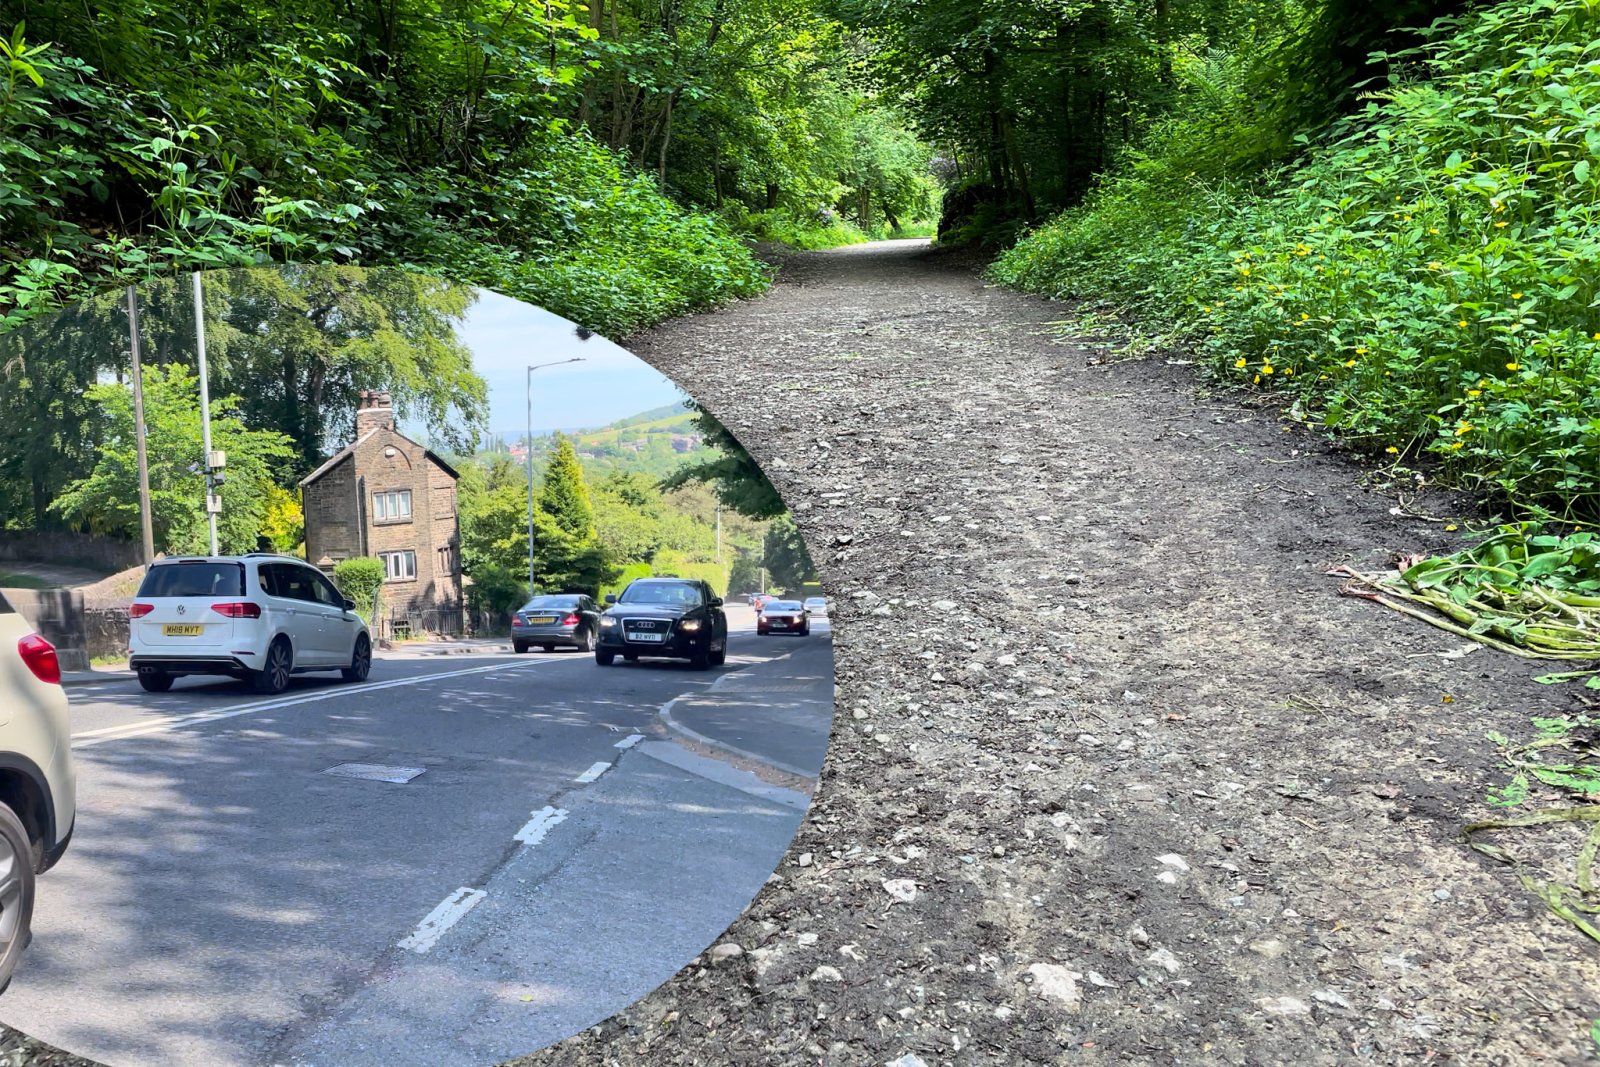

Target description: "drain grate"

left=324, top=763, right=426, bottom=784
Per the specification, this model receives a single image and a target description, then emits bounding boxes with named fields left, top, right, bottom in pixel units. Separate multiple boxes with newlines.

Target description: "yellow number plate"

left=163, top=624, right=204, bottom=637
left=526, top=615, right=557, bottom=624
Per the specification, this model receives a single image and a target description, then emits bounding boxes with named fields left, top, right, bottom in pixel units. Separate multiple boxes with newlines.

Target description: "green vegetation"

left=990, top=0, right=1600, bottom=519
left=331, top=558, right=386, bottom=621
left=0, top=266, right=486, bottom=528
left=0, top=573, right=51, bottom=590
left=2, top=0, right=945, bottom=335
left=50, top=363, right=295, bottom=554
left=1334, top=523, right=1600, bottom=665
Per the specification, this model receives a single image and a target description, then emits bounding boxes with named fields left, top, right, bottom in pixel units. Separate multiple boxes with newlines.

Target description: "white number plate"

left=627, top=632, right=667, bottom=642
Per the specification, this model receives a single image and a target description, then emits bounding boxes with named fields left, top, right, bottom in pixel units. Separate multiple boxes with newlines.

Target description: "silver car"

left=512, top=594, right=602, bottom=654
left=0, top=590, right=76, bottom=991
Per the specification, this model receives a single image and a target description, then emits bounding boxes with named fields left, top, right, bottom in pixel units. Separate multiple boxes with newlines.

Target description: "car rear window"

left=524, top=596, right=579, bottom=609
left=137, top=561, right=245, bottom=598
left=0, top=590, right=12, bottom=614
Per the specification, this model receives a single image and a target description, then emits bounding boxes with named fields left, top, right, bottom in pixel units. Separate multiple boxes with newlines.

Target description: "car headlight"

left=600, top=616, right=617, bottom=628
left=678, top=619, right=702, bottom=632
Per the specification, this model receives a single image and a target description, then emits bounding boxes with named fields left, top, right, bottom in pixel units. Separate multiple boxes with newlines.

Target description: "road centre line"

left=396, top=887, right=487, bottom=954
left=71, top=658, right=580, bottom=749
left=514, top=806, right=568, bottom=845
left=573, top=761, right=611, bottom=784
left=615, top=733, right=645, bottom=750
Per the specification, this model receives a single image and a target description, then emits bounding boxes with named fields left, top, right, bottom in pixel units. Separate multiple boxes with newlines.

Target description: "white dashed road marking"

left=396, top=887, right=486, bottom=954
left=573, top=761, right=612, bottom=784
left=72, top=659, right=580, bottom=748
left=513, top=806, right=568, bottom=846
left=614, top=733, right=645, bottom=750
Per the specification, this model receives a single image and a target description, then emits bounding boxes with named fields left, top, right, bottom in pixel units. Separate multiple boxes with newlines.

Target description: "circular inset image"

left=0, top=266, right=832, bottom=1067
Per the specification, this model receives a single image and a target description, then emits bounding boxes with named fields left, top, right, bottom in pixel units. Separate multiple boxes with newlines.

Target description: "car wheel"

left=710, top=646, right=726, bottom=667
left=800, top=624, right=810, bottom=636
left=341, top=634, right=372, bottom=682
left=577, top=628, right=594, bottom=652
left=690, top=646, right=711, bottom=671
left=541, top=644, right=554, bottom=653
left=513, top=641, right=529, bottom=654
left=0, top=802, right=37, bottom=995
left=138, top=670, right=174, bottom=693
left=623, top=652, right=638, bottom=662
left=252, top=638, right=292, bottom=695
left=595, top=650, right=615, bottom=666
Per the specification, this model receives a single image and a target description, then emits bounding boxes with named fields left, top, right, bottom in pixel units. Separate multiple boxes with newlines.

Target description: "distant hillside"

left=483, top=402, right=715, bottom=482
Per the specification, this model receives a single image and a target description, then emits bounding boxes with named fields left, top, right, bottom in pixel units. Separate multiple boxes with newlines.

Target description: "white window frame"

left=373, top=489, right=413, bottom=522
left=379, top=549, right=417, bottom=582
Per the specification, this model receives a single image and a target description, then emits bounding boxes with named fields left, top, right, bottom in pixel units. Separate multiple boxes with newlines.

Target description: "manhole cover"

left=324, top=763, right=426, bottom=784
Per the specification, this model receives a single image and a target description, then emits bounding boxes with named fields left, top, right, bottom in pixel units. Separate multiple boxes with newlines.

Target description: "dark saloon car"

left=595, top=578, right=728, bottom=670
left=756, top=600, right=810, bottom=636
left=512, top=594, right=603, bottom=654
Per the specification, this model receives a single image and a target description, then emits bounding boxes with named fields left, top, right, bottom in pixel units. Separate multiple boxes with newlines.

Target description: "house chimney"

left=355, top=390, right=395, bottom=436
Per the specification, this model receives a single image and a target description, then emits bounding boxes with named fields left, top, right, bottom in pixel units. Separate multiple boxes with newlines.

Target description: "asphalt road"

left=0, top=613, right=833, bottom=1067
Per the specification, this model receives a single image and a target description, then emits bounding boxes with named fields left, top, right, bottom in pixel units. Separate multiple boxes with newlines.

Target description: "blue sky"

left=450, top=288, right=687, bottom=440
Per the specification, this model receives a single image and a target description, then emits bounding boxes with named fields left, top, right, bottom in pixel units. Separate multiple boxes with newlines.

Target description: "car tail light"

left=17, top=634, right=60, bottom=685
left=129, top=602, right=154, bottom=619
left=562, top=613, right=579, bottom=626
left=211, top=602, right=263, bottom=619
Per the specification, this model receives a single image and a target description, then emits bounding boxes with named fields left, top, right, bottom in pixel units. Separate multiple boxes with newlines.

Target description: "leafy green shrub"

left=600, top=562, right=654, bottom=601
left=332, top=558, right=386, bottom=621
left=466, top=562, right=530, bottom=617
left=994, top=0, right=1600, bottom=519
left=743, top=210, right=869, bottom=251
left=0, top=30, right=770, bottom=339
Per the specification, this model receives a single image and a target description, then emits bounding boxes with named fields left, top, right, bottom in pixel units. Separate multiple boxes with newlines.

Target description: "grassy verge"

left=0, top=574, right=53, bottom=589
left=991, top=0, right=1600, bottom=522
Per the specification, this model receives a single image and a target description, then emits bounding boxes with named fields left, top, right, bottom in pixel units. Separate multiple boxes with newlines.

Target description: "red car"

left=756, top=600, right=810, bottom=636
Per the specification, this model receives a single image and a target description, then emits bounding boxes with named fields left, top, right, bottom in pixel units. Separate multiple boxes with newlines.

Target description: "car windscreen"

left=767, top=601, right=802, bottom=611
left=618, top=583, right=702, bottom=607
left=522, top=596, right=579, bottom=610
left=137, top=562, right=245, bottom=598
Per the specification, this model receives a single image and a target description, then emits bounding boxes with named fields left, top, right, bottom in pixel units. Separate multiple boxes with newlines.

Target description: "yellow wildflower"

left=1511, top=292, right=1523, bottom=300
left=1254, top=374, right=1261, bottom=384
left=1285, top=367, right=1295, bottom=376
left=1467, top=389, right=1482, bottom=398
left=1458, top=319, right=1469, bottom=328
left=1235, top=357, right=1248, bottom=368
left=1494, top=221, right=1508, bottom=229
left=1455, top=422, right=1472, bottom=436
left=1355, top=345, right=1369, bottom=355
left=1429, top=227, right=1440, bottom=235
left=1386, top=446, right=1399, bottom=454
left=1262, top=364, right=1275, bottom=375
left=1428, top=261, right=1443, bottom=270
left=1449, top=441, right=1465, bottom=450
left=1506, top=362, right=1521, bottom=371
left=1343, top=359, right=1358, bottom=368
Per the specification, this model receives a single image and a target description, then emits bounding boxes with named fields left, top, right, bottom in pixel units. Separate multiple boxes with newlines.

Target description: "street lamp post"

left=525, top=357, right=585, bottom=596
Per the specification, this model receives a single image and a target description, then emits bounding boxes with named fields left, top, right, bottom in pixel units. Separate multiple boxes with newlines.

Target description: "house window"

left=379, top=550, right=417, bottom=581
left=373, top=490, right=413, bottom=522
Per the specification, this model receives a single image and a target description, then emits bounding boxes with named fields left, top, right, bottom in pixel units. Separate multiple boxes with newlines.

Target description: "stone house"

left=299, top=390, right=463, bottom=635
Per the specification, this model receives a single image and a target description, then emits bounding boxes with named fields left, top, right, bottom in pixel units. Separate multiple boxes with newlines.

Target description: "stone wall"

left=302, top=455, right=361, bottom=565
left=0, top=531, right=142, bottom=573
left=1, top=589, right=93, bottom=670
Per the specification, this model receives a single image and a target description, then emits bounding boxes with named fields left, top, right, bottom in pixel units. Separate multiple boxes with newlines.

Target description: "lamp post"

left=192, top=273, right=219, bottom=556
left=526, top=357, right=585, bottom=596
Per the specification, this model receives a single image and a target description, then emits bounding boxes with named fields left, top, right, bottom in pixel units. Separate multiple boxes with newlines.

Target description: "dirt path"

left=517, top=239, right=1599, bottom=1065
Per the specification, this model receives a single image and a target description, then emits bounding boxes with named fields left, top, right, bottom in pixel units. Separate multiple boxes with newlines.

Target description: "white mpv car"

left=128, top=554, right=372, bottom=694
left=0, top=591, right=76, bottom=990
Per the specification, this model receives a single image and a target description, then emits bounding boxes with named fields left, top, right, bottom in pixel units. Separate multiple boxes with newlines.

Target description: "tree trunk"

left=857, top=185, right=871, bottom=230
left=1156, top=0, right=1173, bottom=88
left=765, top=183, right=779, bottom=210
left=712, top=141, right=724, bottom=207
left=1002, top=116, right=1036, bottom=221
left=657, top=93, right=676, bottom=185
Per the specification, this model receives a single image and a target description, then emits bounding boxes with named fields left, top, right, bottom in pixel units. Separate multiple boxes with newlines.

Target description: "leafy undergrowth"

left=1467, top=711, right=1600, bottom=948
left=737, top=210, right=870, bottom=250
left=1, top=32, right=769, bottom=339
left=1332, top=523, right=1600, bottom=666
left=992, top=0, right=1600, bottom=521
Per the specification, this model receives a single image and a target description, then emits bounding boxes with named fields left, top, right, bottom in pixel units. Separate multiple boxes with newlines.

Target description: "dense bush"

left=994, top=0, right=1600, bottom=519
left=0, top=28, right=769, bottom=339
left=332, top=558, right=386, bottom=621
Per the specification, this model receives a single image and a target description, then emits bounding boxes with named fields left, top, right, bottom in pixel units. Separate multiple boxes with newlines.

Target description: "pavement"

left=2, top=618, right=833, bottom=1067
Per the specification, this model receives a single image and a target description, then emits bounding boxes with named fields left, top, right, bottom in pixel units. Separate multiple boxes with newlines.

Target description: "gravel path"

left=515, top=239, right=1600, bottom=1066
left=2, top=240, right=1595, bottom=1067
